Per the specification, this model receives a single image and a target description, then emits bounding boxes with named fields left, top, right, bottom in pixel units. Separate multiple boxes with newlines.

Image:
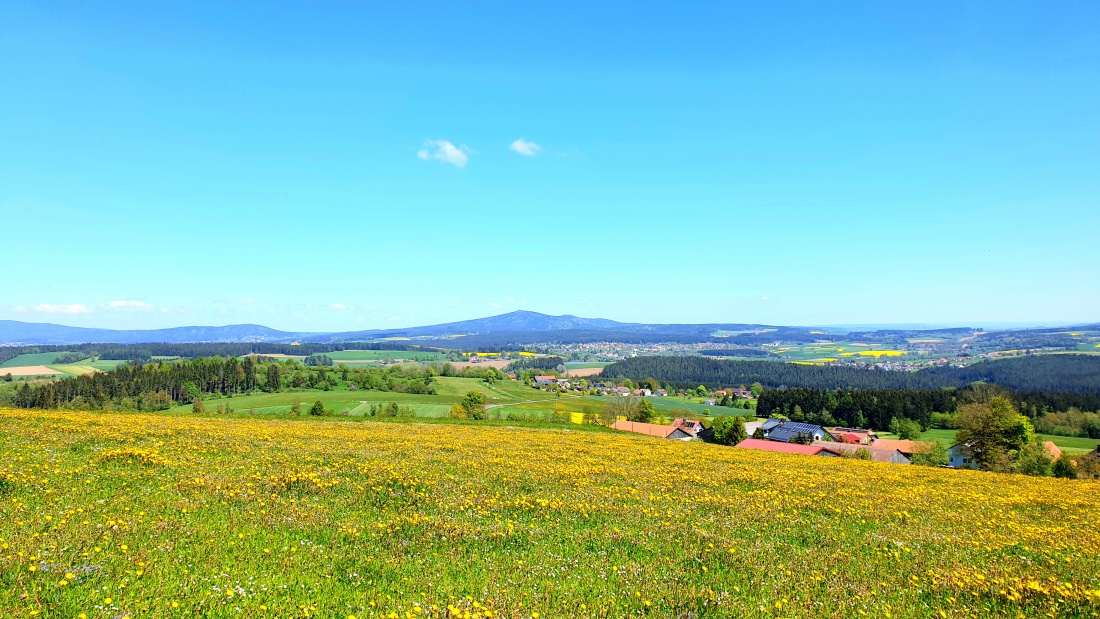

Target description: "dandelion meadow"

left=2, top=409, right=1099, bottom=618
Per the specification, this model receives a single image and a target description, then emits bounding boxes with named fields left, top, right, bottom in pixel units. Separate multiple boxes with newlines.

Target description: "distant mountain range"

left=0, top=311, right=772, bottom=345
left=1, top=311, right=1095, bottom=347
left=0, top=321, right=300, bottom=346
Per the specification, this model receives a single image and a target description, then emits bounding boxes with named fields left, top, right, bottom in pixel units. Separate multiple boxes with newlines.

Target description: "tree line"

left=756, top=387, right=958, bottom=430
left=8, top=356, right=512, bottom=411
left=504, top=356, right=566, bottom=372
left=0, top=341, right=445, bottom=365
left=602, top=355, right=1100, bottom=397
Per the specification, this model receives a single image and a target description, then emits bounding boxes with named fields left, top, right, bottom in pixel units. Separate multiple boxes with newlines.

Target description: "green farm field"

left=646, top=395, right=732, bottom=416
left=2, top=354, right=130, bottom=372
left=49, top=359, right=129, bottom=375
left=884, top=428, right=1100, bottom=455
left=321, top=350, right=447, bottom=362
left=164, top=377, right=561, bottom=418
left=0, top=352, right=66, bottom=368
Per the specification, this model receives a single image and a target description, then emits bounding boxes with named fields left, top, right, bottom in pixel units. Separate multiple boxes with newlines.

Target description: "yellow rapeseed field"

left=1, top=408, right=1099, bottom=618
left=839, top=350, right=908, bottom=357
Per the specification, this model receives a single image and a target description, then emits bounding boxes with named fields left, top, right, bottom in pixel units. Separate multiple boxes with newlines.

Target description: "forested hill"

left=601, top=354, right=1100, bottom=394
left=918, top=355, right=1100, bottom=393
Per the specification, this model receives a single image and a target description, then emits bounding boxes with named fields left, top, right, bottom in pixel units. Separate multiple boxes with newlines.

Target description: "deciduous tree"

left=955, top=397, right=1036, bottom=472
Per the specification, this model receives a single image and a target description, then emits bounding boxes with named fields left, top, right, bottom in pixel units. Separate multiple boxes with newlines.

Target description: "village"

left=523, top=374, right=1074, bottom=469
left=611, top=413, right=1069, bottom=468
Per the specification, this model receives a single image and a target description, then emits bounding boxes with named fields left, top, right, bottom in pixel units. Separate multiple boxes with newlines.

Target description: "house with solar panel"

left=757, top=418, right=829, bottom=444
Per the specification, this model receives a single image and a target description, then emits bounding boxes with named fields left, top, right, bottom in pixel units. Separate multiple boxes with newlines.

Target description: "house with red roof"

left=671, top=418, right=704, bottom=438
left=812, top=441, right=911, bottom=464
left=612, top=420, right=696, bottom=441
left=733, top=438, right=837, bottom=457
left=833, top=432, right=867, bottom=445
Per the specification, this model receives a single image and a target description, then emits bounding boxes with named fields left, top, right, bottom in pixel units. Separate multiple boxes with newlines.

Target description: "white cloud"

left=330, top=303, right=352, bottom=311
left=234, top=298, right=255, bottom=305
left=33, top=303, right=93, bottom=314
left=760, top=296, right=770, bottom=301
left=417, top=140, right=471, bottom=168
left=510, top=138, right=542, bottom=156
left=490, top=302, right=502, bottom=309
left=108, top=300, right=152, bottom=311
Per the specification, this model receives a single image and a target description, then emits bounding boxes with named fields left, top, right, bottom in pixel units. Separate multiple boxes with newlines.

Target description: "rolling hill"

left=0, top=311, right=776, bottom=345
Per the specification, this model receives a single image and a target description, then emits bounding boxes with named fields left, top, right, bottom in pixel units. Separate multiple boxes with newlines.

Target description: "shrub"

left=710, top=415, right=747, bottom=446
left=889, top=417, right=922, bottom=440
left=911, top=442, right=949, bottom=467
left=1012, top=442, right=1053, bottom=477
left=1053, top=456, right=1078, bottom=479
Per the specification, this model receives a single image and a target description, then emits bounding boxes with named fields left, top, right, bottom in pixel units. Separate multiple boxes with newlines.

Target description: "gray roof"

left=760, top=418, right=784, bottom=431
left=767, top=422, right=825, bottom=443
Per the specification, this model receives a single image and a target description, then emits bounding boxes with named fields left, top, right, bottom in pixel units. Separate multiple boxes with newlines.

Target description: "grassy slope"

left=163, top=378, right=560, bottom=417
left=323, top=350, right=446, bottom=362
left=45, top=359, right=128, bottom=376
left=1, top=408, right=1097, bottom=618
left=0, top=352, right=65, bottom=368
left=3, top=355, right=128, bottom=376
left=884, top=428, right=1099, bottom=455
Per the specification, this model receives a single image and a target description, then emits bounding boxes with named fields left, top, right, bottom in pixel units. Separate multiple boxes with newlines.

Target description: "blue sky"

left=2, top=1, right=1098, bottom=331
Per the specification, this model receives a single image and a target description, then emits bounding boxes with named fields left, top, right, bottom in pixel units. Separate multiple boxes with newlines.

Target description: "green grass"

left=1038, top=434, right=1100, bottom=454
left=321, top=350, right=446, bottom=362
left=645, top=395, right=736, bottom=416
left=0, top=355, right=128, bottom=375
left=0, top=352, right=66, bottom=368
left=48, top=359, right=130, bottom=375
left=885, top=428, right=1100, bottom=455
left=86, top=359, right=130, bottom=371
left=167, top=390, right=447, bottom=416
left=161, top=378, right=558, bottom=418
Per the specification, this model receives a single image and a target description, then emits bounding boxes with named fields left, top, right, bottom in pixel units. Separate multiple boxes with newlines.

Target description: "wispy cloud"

left=490, top=302, right=502, bottom=309
left=417, top=139, right=471, bottom=168
left=33, top=303, right=93, bottom=314
left=234, top=298, right=255, bottom=305
left=108, top=300, right=152, bottom=311
left=330, top=303, right=353, bottom=311
left=510, top=138, right=542, bottom=156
